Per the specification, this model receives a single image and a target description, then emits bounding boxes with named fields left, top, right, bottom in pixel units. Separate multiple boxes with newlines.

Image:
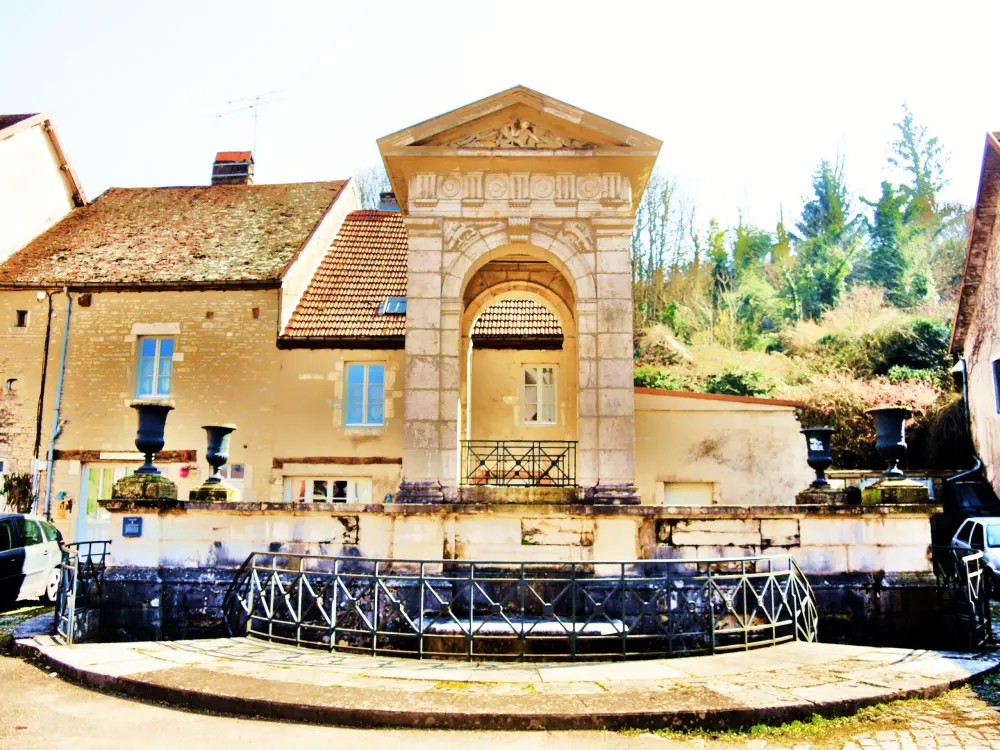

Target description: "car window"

left=16, top=518, right=43, bottom=546
left=971, top=523, right=985, bottom=550
left=957, top=520, right=974, bottom=544
left=988, top=525, right=1000, bottom=548
left=40, top=521, right=61, bottom=543
left=0, top=521, right=12, bottom=552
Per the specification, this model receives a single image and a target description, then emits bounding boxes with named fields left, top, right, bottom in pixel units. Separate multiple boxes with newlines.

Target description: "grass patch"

left=0, top=603, right=53, bottom=653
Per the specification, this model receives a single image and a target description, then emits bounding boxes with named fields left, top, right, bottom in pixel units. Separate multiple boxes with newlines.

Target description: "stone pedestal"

left=189, top=483, right=238, bottom=503
left=796, top=487, right=856, bottom=506
left=112, top=474, right=178, bottom=502
left=589, top=483, right=641, bottom=506
left=861, top=478, right=930, bottom=506
left=395, top=480, right=447, bottom=504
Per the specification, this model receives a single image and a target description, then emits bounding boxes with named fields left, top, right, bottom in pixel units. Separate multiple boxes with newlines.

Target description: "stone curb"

left=13, top=639, right=1000, bottom=732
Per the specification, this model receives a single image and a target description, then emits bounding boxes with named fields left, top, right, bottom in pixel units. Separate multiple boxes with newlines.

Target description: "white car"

left=0, top=513, right=64, bottom=609
left=951, top=517, right=1000, bottom=580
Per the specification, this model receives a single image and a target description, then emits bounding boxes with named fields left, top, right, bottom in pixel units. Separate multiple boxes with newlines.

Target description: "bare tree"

left=354, top=165, right=392, bottom=210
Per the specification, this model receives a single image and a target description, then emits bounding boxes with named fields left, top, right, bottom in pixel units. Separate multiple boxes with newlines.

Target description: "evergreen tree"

left=862, top=181, right=909, bottom=305
left=794, top=158, right=862, bottom=318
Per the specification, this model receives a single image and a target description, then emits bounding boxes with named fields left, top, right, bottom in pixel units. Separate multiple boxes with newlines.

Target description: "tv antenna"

left=217, top=88, right=289, bottom=155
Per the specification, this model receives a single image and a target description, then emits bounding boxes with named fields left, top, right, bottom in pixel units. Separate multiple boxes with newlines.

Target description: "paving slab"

left=14, top=635, right=1000, bottom=731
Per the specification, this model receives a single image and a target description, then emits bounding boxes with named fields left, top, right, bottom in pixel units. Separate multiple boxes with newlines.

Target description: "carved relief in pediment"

left=446, top=118, right=598, bottom=150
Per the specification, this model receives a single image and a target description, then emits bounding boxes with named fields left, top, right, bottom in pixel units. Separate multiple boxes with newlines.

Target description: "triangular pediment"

left=412, top=105, right=620, bottom=150
left=379, top=85, right=661, bottom=152
left=377, top=86, right=661, bottom=213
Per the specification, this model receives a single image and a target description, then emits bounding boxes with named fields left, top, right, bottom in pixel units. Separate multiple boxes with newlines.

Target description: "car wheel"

left=41, top=568, right=60, bottom=604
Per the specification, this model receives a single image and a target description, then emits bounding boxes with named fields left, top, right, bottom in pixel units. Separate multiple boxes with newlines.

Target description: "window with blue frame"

left=345, top=363, right=384, bottom=426
left=136, top=337, right=174, bottom=398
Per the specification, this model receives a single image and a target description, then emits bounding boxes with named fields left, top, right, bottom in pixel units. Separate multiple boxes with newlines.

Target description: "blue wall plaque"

left=122, top=516, right=143, bottom=538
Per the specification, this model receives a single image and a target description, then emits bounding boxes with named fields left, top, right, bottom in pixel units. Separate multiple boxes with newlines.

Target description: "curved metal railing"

left=932, top=545, right=994, bottom=650
left=55, top=540, right=111, bottom=645
left=222, top=553, right=818, bottom=661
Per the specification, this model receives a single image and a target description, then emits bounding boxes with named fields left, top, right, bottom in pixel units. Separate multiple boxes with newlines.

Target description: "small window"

left=0, top=459, right=5, bottom=473
left=994, top=359, right=1000, bottom=414
left=971, top=522, right=986, bottom=551
left=15, top=310, right=27, bottom=327
left=522, top=366, right=557, bottom=425
left=136, top=337, right=174, bottom=398
left=284, top=477, right=372, bottom=504
left=378, top=297, right=407, bottom=315
left=345, top=363, right=385, bottom=426
left=252, top=307, right=260, bottom=320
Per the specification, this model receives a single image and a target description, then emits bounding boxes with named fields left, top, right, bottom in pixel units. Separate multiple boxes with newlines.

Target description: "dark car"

left=0, top=514, right=64, bottom=610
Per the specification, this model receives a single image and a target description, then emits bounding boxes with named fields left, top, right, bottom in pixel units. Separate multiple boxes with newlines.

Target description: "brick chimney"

left=211, top=151, right=254, bottom=186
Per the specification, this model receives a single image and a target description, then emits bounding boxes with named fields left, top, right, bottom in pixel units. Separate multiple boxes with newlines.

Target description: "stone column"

left=589, top=218, right=639, bottom=504
left=396, top=217, right=463, bottom=503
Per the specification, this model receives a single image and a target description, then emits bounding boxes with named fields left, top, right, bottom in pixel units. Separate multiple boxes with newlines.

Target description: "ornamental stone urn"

left=801, top=427, right=834, bottom=489
left=866, top=406, right=912, bottom=479
left=860, top=406, right=929, bottom=506
left=190, top=424, right=239, bottom=502
left=110, top=401, right=178, bottom=504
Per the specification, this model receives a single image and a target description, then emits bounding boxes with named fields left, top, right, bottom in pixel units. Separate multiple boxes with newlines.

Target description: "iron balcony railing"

left=932, top=545, right=994, bottom=650
left=461, top=440, right=577, bottom=487
left=55, top=540, right=111, bottom=645
left=222, top=552, right=818, bottom=661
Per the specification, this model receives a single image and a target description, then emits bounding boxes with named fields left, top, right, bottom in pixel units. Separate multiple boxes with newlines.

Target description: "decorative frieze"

left=407, top=171, right=631, bottom=212
left=444, top=118, right=598, bottom=150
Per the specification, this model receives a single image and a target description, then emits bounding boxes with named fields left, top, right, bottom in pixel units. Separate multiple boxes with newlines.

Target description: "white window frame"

left=345, top=363, right=385, bottom=427
left=136, top=337, right=174, bottom=399
left=521, top=365, right=558, bottom=426
left=283, top=477, right=373, bottom=504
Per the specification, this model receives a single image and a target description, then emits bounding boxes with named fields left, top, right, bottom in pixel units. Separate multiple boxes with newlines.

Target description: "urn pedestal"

left=859, top=407, right=929, bottom=505
left=189, top=424, right=238, bottom=502
left=112, top=401, right=178, bottom=503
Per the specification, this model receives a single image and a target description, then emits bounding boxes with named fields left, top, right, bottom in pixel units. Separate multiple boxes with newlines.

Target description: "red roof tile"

left=472, top=298, right=562, bottom=338
left=0, top=181, right=346, bottom=287
left=282, top=210, right=408, bottom=341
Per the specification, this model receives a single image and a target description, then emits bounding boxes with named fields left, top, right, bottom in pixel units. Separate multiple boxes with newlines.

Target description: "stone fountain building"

left=0, top=89, right=942, bottom=643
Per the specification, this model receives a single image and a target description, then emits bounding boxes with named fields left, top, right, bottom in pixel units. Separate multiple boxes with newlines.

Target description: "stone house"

left=951, top=132, right=1000, bottom=494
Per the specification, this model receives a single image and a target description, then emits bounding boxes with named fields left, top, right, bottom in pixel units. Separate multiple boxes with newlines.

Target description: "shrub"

left=885, top=364, right=939, bottom=385
left=1, top=472, right=35, bottom=514
left=704, top=367, right=780, bottom=397
left=634, top=366, right=703, bottom=392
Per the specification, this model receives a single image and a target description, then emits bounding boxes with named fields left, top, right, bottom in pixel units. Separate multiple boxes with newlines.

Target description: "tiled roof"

left=282, top=210, right=408, bottom=341
left=472, top=298, right=563, bottom=338
left=0, top=114, right=37, bottom=131
left=282, top=212, right=566, bottom=345
left=0, top=181, right=346, bottom=287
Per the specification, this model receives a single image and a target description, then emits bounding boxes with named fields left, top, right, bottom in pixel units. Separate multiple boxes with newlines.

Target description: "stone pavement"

left=14, top=635, right=1000, bottom=731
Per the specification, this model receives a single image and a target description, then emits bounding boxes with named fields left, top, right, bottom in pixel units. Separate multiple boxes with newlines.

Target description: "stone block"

left=861, top=478, right=930, bottom=506
left=521, top=518, right=594, bottom=546
left=799, top=516, right=931, bottom=547
left=597, top=450, right=634, bottom=483
left=592, top=518, right=639, bottom=561
left=596, top=273, right=632, bottom=300
left=111, top=474, right=178, bottom=502
left=795, top=488, right=853, bottom=506
left=457, top=517, right=521, bottom=546
left=596, top=250, right=632, bottom=274
left=760, top=519, right=800, bottom=547
left=793, top=546, right=849, bottom=574
left=597, top=358, right=633, bottom=388
left=670, top=530, right=762, bottom=547
left=881, top=544, right=932, bottom=573
left=407, top=272, right=442, bottom=298
left=188, top=483, right=238, bottom=502
left=596, top=333, right=632, bottom=360
left=846, top=544, right=883, bottom=573
left=404, top=390, right=440, bottom=421
left=406, top=329, right=440, bottom=356
left=598, top=388, right=633, bottom=417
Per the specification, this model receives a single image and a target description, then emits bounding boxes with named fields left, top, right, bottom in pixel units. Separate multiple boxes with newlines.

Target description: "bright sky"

left=3, top=0, right=999, bottom=231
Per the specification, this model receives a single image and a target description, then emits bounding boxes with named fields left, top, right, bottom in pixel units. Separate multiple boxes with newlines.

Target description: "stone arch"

left=441, top=225, right=597, bottom=303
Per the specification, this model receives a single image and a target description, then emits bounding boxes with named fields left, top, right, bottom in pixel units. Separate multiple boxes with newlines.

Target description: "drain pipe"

left=945, top=356, right=983, bottom=485
left=42, top=288, right=71, bottom=521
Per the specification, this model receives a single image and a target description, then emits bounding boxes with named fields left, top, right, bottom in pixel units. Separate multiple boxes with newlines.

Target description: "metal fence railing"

left=932, top=545, right=994, bottom=650
left=461, top=440, right=577, bottom=487
left=55, top=540, right=111, bottom=645
left=222, top=552, right=818, bottom=661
